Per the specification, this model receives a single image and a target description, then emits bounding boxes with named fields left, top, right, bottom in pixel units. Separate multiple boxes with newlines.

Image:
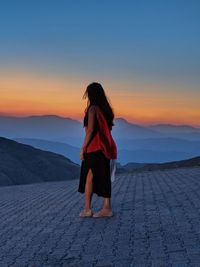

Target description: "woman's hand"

left=80, top=146, right=86, bottom=161
left=80, top=148, right=84, bottom=161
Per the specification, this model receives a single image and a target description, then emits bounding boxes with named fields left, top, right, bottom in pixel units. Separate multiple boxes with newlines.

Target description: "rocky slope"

left=0, top=137, right=80, bottom=186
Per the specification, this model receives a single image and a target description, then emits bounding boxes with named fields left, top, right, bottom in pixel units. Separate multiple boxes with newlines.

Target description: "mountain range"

left=14, top=138, right=80, bottom=164
left=0, top=115, right=200, bottom=164
left=1, top=136, right=199, bottom=187
left=121, top=156, right=200, bottom=172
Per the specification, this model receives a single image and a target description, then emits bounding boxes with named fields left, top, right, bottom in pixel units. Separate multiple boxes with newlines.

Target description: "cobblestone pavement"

left=0, top=167, right=200, bottom=267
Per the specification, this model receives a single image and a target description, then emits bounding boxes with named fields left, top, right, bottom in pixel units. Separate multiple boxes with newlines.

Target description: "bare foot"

left=79, top=208, right=93, bottom=217
left=93, top=208, right=113, bottom=218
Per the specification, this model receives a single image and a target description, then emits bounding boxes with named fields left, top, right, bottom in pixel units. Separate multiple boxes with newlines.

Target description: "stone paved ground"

left=0, top=167, right=200, bottom=267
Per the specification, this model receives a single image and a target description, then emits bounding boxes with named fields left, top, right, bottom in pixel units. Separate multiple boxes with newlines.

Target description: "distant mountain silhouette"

left=118, top=149, right=198, bottom=165
left=1, top=115, right=200, bottom=164
left=0, top=137, right=80, bottom=187
left=122, top=156, right=200, bottom=172
left=0, top=115, right=84, bottom=147
left=14, top=137, right=199, bottom=165
left=113, top=118, right=161, bottom=139
left=117, top=137, right=200, bottom=164
left=148, top=124, right=200, bottom=140
left=114, top=119, right=200, bottom=140
left=149, top=124, right=200, bottom=133
left=1, top=115, right=200, bottom=142
left=117, top=137, right=200, bottom=150
left=14, top=138, right=80, bottom=164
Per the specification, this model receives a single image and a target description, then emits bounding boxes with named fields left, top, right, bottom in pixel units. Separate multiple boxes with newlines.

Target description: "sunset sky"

left=0, top=0, right=199, bottom=126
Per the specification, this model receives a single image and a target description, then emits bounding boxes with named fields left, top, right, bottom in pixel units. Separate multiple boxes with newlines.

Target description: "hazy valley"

left=0, top=115, right=200, bottom=165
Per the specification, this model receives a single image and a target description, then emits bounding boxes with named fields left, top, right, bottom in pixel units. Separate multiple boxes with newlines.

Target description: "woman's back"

left=84, top=105, right=117, bottom=160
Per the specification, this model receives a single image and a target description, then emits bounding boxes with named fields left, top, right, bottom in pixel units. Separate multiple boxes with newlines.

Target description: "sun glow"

left=0, top=71, right=199, bottom=127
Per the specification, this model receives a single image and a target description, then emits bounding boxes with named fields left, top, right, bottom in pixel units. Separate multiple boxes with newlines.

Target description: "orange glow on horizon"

left=0, top=71, right=200, bottom=128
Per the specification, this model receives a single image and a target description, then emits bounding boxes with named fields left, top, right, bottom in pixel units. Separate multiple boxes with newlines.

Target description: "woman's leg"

left=92, top=197, right=112, bottom=217
left=103, top=197, right=112, bottom=210
left=84, top=168, right=93, bottom=210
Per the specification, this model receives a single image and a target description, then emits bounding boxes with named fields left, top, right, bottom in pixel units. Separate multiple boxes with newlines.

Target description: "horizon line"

left=0, top=112, right=199, bottom=128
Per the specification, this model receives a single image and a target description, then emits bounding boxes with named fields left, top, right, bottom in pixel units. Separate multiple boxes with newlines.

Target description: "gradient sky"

left=0, top=0, right=200, bottom=126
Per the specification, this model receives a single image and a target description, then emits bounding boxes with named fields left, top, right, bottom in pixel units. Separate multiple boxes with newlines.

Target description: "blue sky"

left=0, top=0, right=199, bottom=82
left=0, top=0, right=199, bottom=125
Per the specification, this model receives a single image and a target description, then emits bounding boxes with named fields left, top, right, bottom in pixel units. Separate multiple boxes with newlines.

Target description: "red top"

left=84, top=106, right=117, bottom=159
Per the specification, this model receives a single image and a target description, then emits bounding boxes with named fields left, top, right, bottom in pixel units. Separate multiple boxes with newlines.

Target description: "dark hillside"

left=0, top=137, right=80, bottom=186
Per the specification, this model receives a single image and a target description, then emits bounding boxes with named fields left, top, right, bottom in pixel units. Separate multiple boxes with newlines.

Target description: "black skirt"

left=78, top=150, right=111, bottom=198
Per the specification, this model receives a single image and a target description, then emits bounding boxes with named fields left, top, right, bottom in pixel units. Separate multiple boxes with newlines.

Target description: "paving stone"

left=0, top=167, right=200, bottom=266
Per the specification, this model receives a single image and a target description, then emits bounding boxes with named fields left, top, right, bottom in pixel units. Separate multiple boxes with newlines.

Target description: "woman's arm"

left=80, top=106, right=96, bottom=159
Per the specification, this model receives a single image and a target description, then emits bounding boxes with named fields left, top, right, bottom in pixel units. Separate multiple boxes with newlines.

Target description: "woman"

left=78, top=82, right=117, bottom=218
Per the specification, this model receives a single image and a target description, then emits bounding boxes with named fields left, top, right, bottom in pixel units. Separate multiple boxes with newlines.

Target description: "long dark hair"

left=83, top=82, right=115, bottom=129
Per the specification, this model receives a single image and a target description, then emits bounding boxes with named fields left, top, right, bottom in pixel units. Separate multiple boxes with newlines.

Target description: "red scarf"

left=85, top=106, right=117, bottom=159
